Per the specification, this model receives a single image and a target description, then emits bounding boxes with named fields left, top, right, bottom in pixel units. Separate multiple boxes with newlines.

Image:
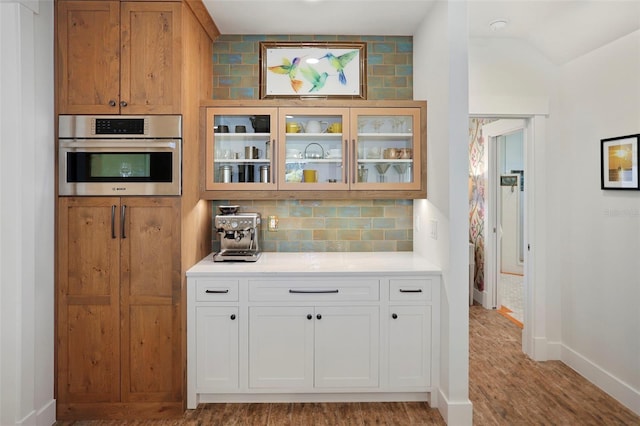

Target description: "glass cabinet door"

left=278, top=108, right=349, bottom=190
left=205, top=107, right=277, bottom=190
left=350, top=108, right=422, bottom=190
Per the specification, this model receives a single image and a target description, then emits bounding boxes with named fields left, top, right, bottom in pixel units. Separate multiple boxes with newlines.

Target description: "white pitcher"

left=303, top=120, right=328, bottom=133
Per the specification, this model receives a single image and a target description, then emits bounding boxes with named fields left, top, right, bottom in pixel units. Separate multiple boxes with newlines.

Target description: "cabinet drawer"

left=195, top=279, right=239, bottom=302
left=389, top=279, right=432, bottom=301
left=248, top=279, right=379, bottom=302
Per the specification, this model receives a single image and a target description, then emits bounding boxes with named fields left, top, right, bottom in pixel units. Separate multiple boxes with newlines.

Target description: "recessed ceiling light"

left=489, top=19, right=508, bottom=32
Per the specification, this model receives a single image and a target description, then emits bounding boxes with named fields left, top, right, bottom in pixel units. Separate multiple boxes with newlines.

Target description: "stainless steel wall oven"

left=58, top=115, right=182, bottom=196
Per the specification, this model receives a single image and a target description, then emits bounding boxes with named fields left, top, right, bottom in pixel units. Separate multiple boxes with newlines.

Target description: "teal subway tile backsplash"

left=211, top=200, right=413, bottom=253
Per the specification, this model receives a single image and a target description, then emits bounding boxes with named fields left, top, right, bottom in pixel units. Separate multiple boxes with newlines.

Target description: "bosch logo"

left=112, top=187, right=127, bottom=191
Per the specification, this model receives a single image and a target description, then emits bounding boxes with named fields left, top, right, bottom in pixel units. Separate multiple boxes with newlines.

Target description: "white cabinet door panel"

left=314, top=306, right=379, bottom=388
left=249, top=306, right=314, bottom=389
left=196, top=307, right=239, bottom=391
left=388, top=305, right=431, bottom=387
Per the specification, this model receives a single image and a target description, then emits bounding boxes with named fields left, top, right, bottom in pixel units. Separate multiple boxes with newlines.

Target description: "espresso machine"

left=213, top=206, right=262, bottom=262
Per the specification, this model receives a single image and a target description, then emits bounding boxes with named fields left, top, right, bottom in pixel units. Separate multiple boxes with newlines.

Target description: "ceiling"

left=202, top=0, right=640, bottom=65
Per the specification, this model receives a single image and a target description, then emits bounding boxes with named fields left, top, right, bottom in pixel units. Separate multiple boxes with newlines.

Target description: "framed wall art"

left=600, top=134, right=640, bottom=190
left=259, top=41, right=366, bottom=99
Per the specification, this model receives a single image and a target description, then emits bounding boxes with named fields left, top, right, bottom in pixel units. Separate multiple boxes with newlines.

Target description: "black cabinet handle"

left=120, top=100, right=128, bottom=107
left=205, top=289, right=229, bottom=294
left=399, top=289, right=422, bottom=293
left=111, top=205, right=116, bottom=239
left=307, top=314, right=312, bottom=320
left=392, top=313, right=398, bottom=319
left=289, top=289, right=339, bottom=294
left=316, top=314, right=322, bottom=320
left=230, top=314, right=236, bottom=320
left=109, top=99, right=117, bottom=107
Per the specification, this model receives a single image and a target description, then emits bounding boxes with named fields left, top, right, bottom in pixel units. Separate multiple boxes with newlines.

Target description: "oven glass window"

left=67, top=152, right=173, bottom=182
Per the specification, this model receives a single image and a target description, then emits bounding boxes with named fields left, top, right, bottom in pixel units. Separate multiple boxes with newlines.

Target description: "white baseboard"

left=473, top=288, right=485, bottom=306
left=16, top=398, right=55, bottom=426
left=37, top=398, right=56, bottom=426
left=562, top=344, right=640, bottom=416
left=528, top=337, right=562, bottom=361
left=545, top=340, right=562, bottom=360
left=437, top=389, right=473, bottom=426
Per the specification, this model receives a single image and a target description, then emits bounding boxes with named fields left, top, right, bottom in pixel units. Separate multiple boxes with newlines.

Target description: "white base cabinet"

left=186, top=254, right=440, bottom=408
left=249, top=306, right=379, bottom=390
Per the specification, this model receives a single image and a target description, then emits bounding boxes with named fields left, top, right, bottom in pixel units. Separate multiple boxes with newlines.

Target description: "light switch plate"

left=430, top=219, right=438, bottom=239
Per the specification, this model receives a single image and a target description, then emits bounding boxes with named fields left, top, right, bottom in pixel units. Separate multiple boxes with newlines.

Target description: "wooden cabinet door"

left=120, top=2, right=182, bottom=114
left=388, top=305, right=431, bottom=388
left=314, top=306, right=379, bottom=388
left=195, top=307, right=239, bottom=391
left=56, top=0, right=121, bottom=114
left=119, top=197, right=181, bottom=402
left=57, top=197, right=121, bottom=403
left=248, top=306, right=314, bottom=389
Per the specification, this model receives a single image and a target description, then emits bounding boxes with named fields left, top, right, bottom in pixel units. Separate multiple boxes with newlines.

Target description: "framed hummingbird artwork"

left=259, top=41, right=367, bottom=99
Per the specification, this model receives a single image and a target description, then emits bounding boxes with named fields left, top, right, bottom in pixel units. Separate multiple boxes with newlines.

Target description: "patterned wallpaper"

left=209, top=34, right=415, bottom=253
left=212, top=35, right=413, bottom=100
left=469, top=118, right=497, bottom=292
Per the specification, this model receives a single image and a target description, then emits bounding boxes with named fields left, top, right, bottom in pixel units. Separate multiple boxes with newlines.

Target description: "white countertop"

left=187, top=251, right=441, bottom=276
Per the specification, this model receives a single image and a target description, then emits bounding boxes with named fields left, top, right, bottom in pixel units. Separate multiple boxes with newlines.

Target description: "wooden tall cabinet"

left=57, top=1, right=183, bottom=114
left=57, top=197, right=181, bottom=409
left=54, top=0, right=218, bottom=419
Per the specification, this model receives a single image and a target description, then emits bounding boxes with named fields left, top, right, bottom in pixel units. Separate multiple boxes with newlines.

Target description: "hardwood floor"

left=55, top=306, right=639, bottom=425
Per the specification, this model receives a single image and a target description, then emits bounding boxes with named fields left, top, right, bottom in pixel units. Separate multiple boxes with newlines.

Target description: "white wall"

left=555, top=30, right=640, bottom=413
left=0, top=1, right=55, bottom=424
left=413, top=1, right=472, bottom=424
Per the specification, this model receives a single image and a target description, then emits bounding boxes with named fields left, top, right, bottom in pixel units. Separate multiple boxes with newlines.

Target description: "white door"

left=196, top=306, right=239, bottom=391
left=482, top=119, right=527, bottom=318
left=388, top=305, right=431, bottom=388
left=314, top=306, right=379, bottom=388
left=248, top=306, right=314, bottom=389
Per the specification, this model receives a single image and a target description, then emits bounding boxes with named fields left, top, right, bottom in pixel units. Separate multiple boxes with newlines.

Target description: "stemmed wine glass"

left=375, top=163, right=391, bottom=182
left=393, top=163, right=408, bottom=182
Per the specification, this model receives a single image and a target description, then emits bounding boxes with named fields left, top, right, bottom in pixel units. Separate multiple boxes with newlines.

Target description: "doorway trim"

left=470, top=108, right=548, bottom=361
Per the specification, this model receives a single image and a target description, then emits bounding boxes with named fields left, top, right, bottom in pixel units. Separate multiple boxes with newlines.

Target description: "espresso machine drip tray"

left=213, top=249, right=262, bottom=262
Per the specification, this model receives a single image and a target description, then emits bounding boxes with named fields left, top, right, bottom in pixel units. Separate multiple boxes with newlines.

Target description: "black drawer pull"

left=230, top=314, right=236, bottom=320
left=205, top=289, right=229, bottom=294
left=399, top=289, right=422, bottom=293
left=289, top=289, right=339, bottom=294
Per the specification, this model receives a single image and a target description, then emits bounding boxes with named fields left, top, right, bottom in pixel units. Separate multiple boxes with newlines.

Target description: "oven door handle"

left=59, top=140, right=178, bottom=149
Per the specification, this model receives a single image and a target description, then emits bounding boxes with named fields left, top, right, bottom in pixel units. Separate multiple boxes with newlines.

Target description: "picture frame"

left=259, top=41, right=366, bottom=99
left=600, top=134, right=640, bottom=190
